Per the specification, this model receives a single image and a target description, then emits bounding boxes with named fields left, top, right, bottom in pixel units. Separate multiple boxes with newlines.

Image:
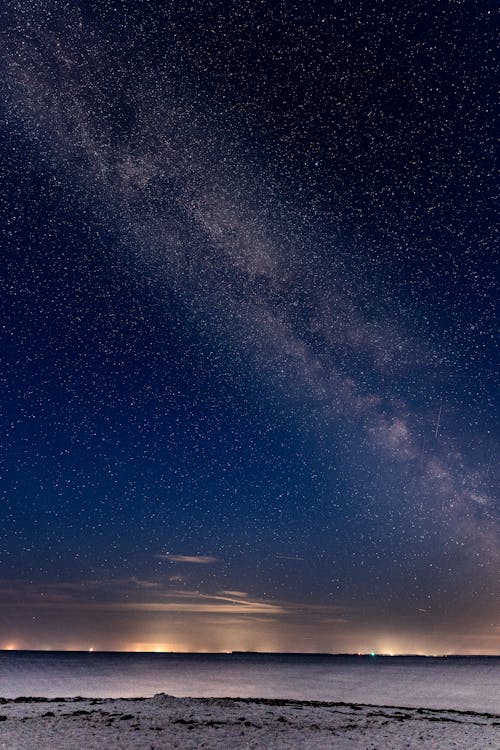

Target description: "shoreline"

left=1, top=694, right=498, bottom=749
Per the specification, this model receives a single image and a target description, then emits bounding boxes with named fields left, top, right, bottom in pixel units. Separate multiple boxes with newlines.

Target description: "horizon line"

left=1, top=649, right=498, bottom=657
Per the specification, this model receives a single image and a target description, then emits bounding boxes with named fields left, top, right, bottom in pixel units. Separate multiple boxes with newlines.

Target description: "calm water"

left=0, top=652, right=498, bottom=713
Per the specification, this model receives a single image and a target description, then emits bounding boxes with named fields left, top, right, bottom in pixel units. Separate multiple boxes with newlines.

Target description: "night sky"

left=1, top=1, right=498, bottom=655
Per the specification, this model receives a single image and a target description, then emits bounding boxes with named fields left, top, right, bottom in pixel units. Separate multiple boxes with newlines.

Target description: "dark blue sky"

left=0, top=0, right=498, bottom=653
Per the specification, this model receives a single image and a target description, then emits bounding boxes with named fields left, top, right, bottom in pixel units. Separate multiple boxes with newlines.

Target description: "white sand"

left=0, top=693, right=498, bottom=749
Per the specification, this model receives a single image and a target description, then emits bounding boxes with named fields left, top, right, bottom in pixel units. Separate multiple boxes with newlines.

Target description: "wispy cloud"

left=0, top=578, right=351, bottom=621
left=128, top=576, right=160, bottom=589
left=159, top=554, right=219, bottom=564
left=219, top=590, right=248, bottom=597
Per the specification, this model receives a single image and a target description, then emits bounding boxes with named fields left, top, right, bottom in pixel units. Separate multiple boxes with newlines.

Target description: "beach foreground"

left=0, top=693, right=498, bottom=750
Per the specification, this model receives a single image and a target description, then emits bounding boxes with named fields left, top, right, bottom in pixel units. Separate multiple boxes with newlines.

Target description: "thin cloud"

left=159, top=554, right=219, bottom=564
left=128, top=576, right=159, bottom=589
left=0, top=580, right=352, bottom=620
left=220, top=590, right=248, bottom=597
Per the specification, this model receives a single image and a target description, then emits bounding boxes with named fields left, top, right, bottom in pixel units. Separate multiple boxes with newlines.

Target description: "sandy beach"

left=0, top=693, right=498, bottom=750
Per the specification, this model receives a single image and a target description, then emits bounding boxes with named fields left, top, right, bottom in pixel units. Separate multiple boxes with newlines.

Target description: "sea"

left=0, top=652, right=498, bottom=713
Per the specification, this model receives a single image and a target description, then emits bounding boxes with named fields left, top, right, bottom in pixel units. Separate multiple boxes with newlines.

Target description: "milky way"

left=1, top=1, right=498, bottom=653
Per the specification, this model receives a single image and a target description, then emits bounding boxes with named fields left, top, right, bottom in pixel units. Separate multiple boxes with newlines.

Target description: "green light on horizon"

left=370, top=651, right=376, bottom=657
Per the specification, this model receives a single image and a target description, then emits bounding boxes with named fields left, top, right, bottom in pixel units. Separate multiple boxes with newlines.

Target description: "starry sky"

left=1, top=0, right=498, bottom=655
